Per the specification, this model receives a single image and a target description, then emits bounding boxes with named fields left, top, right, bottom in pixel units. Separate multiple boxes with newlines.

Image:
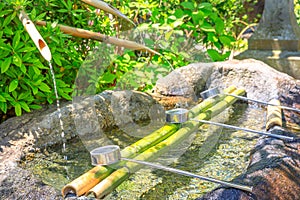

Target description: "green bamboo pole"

left=62, top=86, right=237, bottom=197
left=62, top=124, right=178, bottom=197
left=87, top=88, right=246, bottom=198
left=188, top=85, right=237, bottom=119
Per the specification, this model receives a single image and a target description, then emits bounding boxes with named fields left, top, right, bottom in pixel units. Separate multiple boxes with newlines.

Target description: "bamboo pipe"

left=35, top=21, right=159, bottom=55
left=19, top=11, right=52, bottom=61
left=62, top=86, right=237, bottom=197
left=80, top=0, right=135, bottom=26
left=87, top=88, right=246, bottom=198
left=266, top=99, right=283, bottom=131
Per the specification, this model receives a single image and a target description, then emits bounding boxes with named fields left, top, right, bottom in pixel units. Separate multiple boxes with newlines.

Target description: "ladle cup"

left=165, top=108, right=295, bottom=141
left=200, top=87, right=300, bottom=113
left=90, top=145, right=253, bottom=192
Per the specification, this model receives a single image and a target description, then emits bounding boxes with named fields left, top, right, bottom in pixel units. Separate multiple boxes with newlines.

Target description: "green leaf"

left=13, top=54, right=22, bottom=67
left=201, top=9, right=212, bottom=18
left=0, top=102, right=7, bottom=113
left=199, top=3, right=212, bottom=10
left=18, top=92, right=30, bottom=100
left=20, top=64, right=26, bottom=74
left=17, top=46, right=36, bottom=53
left=174, top=9, right=184, bottom=18
left=29, top=104, right=42, bottom=110
left=38, top=82, right=51, bottom=92
left=0, top=49, right=10, bottom=59
left=12, top=90, right=17, bottom=99
left=100, top=72, right=116, bottom=84
left=35, top=60, right=49, bottom=69
left=1, top=57, right=11, bottom=73
left=2, top=93, right=14, bottom=101
left=59, top=91, right=72, bottom=100
left=207, top=49, right=230, bottom=61
left=3, top=15, right=12, bottom=27
left=219, top=35, right=233, bottom=46
left=32, top=66, right=41, bottom=75
left=12, top=31, right=20, bottom=50
left=207, top=49, right=222, bottom=61
left=32, top=85, right=38, bottom=95
left=4, top=27, right=13, bottom=36
left=0, top=94, right=6, bottom=102
left=9, top=79, right=18, bottom=92
left=207, top=33, right=218, bottom=43
left=0, top=9, right=13, bottom=17
left=192, top=11, right=204, bottom=25
left=15, top=103, right=22, bottom=116
left=200, top=22, right=215, bottom=32
left=215, top=18, right=225, bottom=34
left=181, top=2, right=194, bottom=10
left=53, top=53, right=62, bottom=66
left=19, top=101, right=31, bottom=112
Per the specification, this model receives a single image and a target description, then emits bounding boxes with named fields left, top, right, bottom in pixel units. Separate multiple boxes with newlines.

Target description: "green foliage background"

left=1, top=0, right=299, bottom=119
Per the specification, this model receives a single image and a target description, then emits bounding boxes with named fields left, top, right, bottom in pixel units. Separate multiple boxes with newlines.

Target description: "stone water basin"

left=20, top=103, right=265, bottom=199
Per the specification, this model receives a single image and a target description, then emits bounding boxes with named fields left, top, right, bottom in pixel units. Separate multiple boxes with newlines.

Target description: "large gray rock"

left=155, top=59, right=296, bottom=103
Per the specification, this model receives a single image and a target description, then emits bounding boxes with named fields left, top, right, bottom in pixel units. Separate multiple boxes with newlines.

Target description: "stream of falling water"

left=48, top=62, right=67, bottom=162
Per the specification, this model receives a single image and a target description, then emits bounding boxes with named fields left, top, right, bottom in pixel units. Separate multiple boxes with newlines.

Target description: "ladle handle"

left=122, top=158, right=253, bottom=192
left=227, top=93, right=300, bottom=113
left=193, top=119, right=294, bottom=141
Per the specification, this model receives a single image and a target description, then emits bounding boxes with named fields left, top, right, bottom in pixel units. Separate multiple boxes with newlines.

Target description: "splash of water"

left=48, top=62, right=67, bottom=161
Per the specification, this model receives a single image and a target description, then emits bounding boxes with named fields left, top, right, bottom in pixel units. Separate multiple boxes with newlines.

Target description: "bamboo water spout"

left=19, top=11, right=52, bottom=61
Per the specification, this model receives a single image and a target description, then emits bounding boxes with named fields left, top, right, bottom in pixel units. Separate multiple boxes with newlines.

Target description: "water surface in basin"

left=20, top=103, right=265, bottom=199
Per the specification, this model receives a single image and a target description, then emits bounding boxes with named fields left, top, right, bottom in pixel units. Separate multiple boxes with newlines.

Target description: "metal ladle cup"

left=200, top=87, right=300, bottom=113
left=165, top=108, right=294, bottom=141
left=90, top=145, right=253, bottom=192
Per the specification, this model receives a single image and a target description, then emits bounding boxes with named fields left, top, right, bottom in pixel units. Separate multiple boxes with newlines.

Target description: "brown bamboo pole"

left=80, top=0, right=135, bottom=25
left=35, top=21, right=159, bottom=55
left=87, top=88, right=246, bottom=198
left=266, top=99, right=282, bottom=131
left=62, top=86, right=237, bottom=197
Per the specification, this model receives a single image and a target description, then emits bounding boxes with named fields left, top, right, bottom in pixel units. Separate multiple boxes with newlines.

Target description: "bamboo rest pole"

left=87, top=88, right=246, bottom=198
left=62, top=86, right=237, bottom=197
left=266, top=99, right=283, bottom=131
